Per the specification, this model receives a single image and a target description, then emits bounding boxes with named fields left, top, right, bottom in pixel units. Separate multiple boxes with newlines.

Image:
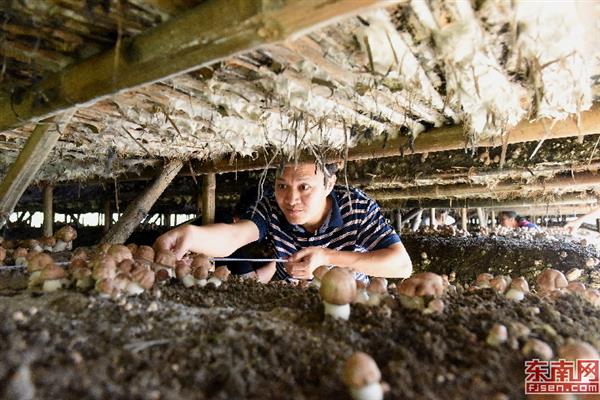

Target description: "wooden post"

left=477, top=208, right=486, bottom=228
left=0, top=113, right=73, bottom=229
left=202, top=173, right=216, bottom=225
left=461, top=207, right=468, bottom=231
left=430, top=208, right=436, bottom=228
left=42, top=184, right=53, bottom=237
left=596, top=219, right=600, bottom=233
left=490, top=210, right=496, bottom=228
left=102, top=159, right=183, bottom=244
left=394, top=208, right=402, bottom=232
left=103, top=200, right=112, bottom=233
left=165, top=213, right=172, bottom=228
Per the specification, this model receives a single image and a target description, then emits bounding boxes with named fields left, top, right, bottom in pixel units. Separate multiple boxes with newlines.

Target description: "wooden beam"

left=368, top=172, right=600, bottom=201
left=197, top=103, right=600, bottom=174
left=42, top=184, right=53, bottom=237
left=102, top=159, right=184, bottom=244
left=202, top=173, right=216, bottom=225
left=0, top=0, right=396, bottom=133
left=0, top=113, right=73, bottom=228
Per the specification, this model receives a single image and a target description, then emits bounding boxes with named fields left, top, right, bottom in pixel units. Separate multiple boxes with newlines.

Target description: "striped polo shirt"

left=242, top=185, right=401, bottom=281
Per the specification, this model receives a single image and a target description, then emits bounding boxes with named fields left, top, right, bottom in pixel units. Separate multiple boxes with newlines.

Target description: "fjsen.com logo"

left=525, top=359, right=599, bottom=394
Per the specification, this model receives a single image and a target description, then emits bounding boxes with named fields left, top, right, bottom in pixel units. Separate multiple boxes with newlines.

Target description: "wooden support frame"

left=42, top=184, right=53, bottom=237
left=102, top=159, right=184, bottom=244
left=202, top=173, right=216, bottom=225
left=0, top=113, right=73, bottom=229
left=0, top=0, right=396, bottom=133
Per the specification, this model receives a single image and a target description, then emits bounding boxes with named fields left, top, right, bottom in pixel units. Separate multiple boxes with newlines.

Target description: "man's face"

left=500, top=215, right=517, bottom=228
left=274, top=163, right=334, bottom=227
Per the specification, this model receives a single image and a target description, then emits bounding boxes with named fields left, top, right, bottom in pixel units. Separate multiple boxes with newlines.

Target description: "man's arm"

left=154, top=220, right=260, bottom=259
left=565, top=207, right=600, bottom=233
left=286, top=243, right=412, bottom=279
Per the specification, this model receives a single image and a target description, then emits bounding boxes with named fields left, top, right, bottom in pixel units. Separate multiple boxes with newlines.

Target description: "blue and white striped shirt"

left=242, top=185, right=401, bottom=281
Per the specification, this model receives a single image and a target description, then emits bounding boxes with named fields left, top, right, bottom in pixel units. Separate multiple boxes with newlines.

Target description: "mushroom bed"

left=1, top=268, right=599, bottom=400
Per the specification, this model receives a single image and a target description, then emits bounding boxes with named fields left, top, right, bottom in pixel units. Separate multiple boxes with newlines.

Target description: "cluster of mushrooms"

left=0, top=225, right=78, bottom=267
left=24, top=241, right=230, bottom=297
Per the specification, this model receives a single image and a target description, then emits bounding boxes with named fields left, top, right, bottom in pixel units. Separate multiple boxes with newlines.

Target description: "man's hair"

left=499, top=211, right=518, bottom=219
left=276, top=161, right=338, bottom=185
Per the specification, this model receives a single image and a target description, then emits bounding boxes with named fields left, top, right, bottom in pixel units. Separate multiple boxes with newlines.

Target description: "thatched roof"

left=0, top=0, right=598, bottom=185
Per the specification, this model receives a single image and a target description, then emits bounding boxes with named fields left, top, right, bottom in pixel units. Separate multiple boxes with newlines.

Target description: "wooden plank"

left=0, top=113, right=73, bottom=229
left=202, top=173, right=216, bottom=225
left=43, top=184, right=53, bottom=237
left=198, top=103, right=600, bottom=174
left=102, top=159, right=184, bottom=244
left=0, top=0, right=397, bottom=133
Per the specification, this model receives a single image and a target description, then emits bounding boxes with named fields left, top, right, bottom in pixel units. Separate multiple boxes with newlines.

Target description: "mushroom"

left=153, top=250, right=177, bottom=282
left=353, top=280, right=370, bottom=304
left=366, top=278, right=388, bottom=306
left=208, top=265, right=231, bottom=288
left=584, top=288, right=600, bottom=307
left=559, top=340, right=599, bottom=361
left=95, top=243, right=111, bottom=255
left=21, top=239, right=42, bottom=253
left=490, top=276, right=510, bottom=294
left=175, top=259, right=194, bottom=288
left=486, top=323, right=508, bottom=346
left=522, top=338, right=554, bottom=360
left=135, top=245, right=155, bottom=263
left=342, top=352, right=385, bottom=400
left=118, top=259, right=135, bottom=274
left=129, top=264, right=155, bottom=294
left=475, top=273, right=494, bottom=288
left=319, top=267, right=357, bottom=320
left=107, top=244, right=133, bottom=265
left=126, top=243, right=138, bottom=255
left=70, top=258, right=93, bottom=290
left=423, top=298, right=445, bottom=314
left=95, top=278, right=116, bottom=298
left=536, top=268, right=568, bottom=294
left=113, top=272, right=131, bottom=293
left=40, top=263, right=68, bottom=292
left=310, top=265, right=331, bottom=289
left=91, top=255, right=117, bottom=281
left=505, top=277, right=529, bottom=301
left=398, top=272, right=445, bottom=297
left=39, top=236, right=56, bottom=252
left=13, top=247, right=28, bottom=266
left=191, top=254, right=212, bottom=287
left=27, top=253, right=55, bottom=288
left=566, top=281, right=586, bottom=294
left=0, top=246, right=6, bottom=264
left=53, top=225, right=77, bottom=251
left=72, top=247, right=88, bottom=260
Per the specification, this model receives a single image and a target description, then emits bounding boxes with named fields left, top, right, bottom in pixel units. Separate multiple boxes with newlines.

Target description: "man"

left=499, top=211, right=539, bottom=229
left=154, top=162, right=412, bottom=281
left=564, top=207, right=600, bottom=234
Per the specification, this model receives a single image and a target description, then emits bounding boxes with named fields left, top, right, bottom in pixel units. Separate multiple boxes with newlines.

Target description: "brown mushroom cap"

left=20, top=239, right=40, bottom=249
left=40, top=236, right=56, bottom=247
left=313, top=265, right=330, bottom=281
left=126, top=243, right=138, bottom=255
left=96, top=243, right=111, bottom=254
left=213, top=265, right=231, bottom=281
left=118, top=259, right=135, bottom=274
left=175, top=260, right=192, bottom=279
left=367, top=277, right=388, bottom=295
left=398, top=272, right=444, bottom=298
left=559, top=341, right=600, bottom=360
left=342, top=352, right=382, bottom=389
left=55, top=225, right=77, bottom=242
left=27, top=253, right=55, bottom=273
left=131, top=266, right=155, bottom=290
left=510, top=277, right=530, bottom=293
left=40, top=264, right=66, bottom=280
left=92, top=255, right=117, bottom=281
left=193, top=262, right=210, bottom=280
left=490, top=276, right=509, bottom=293
left=476, top=273, right=494, bottom=285
left=70, top=260, right=92, bottom=280
left=319, top=268, right=357, bottom=305
left=72, top=247, right=88, bottom=260
left=155, top=250, right=176, bottom=268
left=107, top=245, right=133, bottom=264
left=566, top=281, right=586, bottom=293
left=536, top=268, right=568, bottom=293
left=113, top=272, right=131, bottom=291
left=135, top=245, right=155, bottom=263
left=95, top=278, right=115, bottom=295
left=70, top=257, right=89, bottom=272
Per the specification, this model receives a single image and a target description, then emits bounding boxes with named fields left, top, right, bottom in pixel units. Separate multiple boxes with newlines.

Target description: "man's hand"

left=153, top=225, right=196, bottom=260
left=286, top=247, right=332, bottom=280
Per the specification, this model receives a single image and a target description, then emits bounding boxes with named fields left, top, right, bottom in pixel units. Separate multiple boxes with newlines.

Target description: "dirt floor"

left=1, top=251, right=599, bottom=400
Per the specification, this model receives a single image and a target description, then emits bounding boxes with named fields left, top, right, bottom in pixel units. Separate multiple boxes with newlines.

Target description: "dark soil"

left=402, top=234, right=600, bottom=288
left=1, top=274, right=599, bottom=400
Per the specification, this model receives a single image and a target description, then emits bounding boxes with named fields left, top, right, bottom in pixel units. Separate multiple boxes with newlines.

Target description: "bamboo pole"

left=102, top=159, right=184, bottom=244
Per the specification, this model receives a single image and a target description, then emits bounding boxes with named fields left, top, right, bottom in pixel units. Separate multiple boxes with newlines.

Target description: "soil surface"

left=402, top=234, right=600, bottom=288
left=1, top=269, right=599, bottom=400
